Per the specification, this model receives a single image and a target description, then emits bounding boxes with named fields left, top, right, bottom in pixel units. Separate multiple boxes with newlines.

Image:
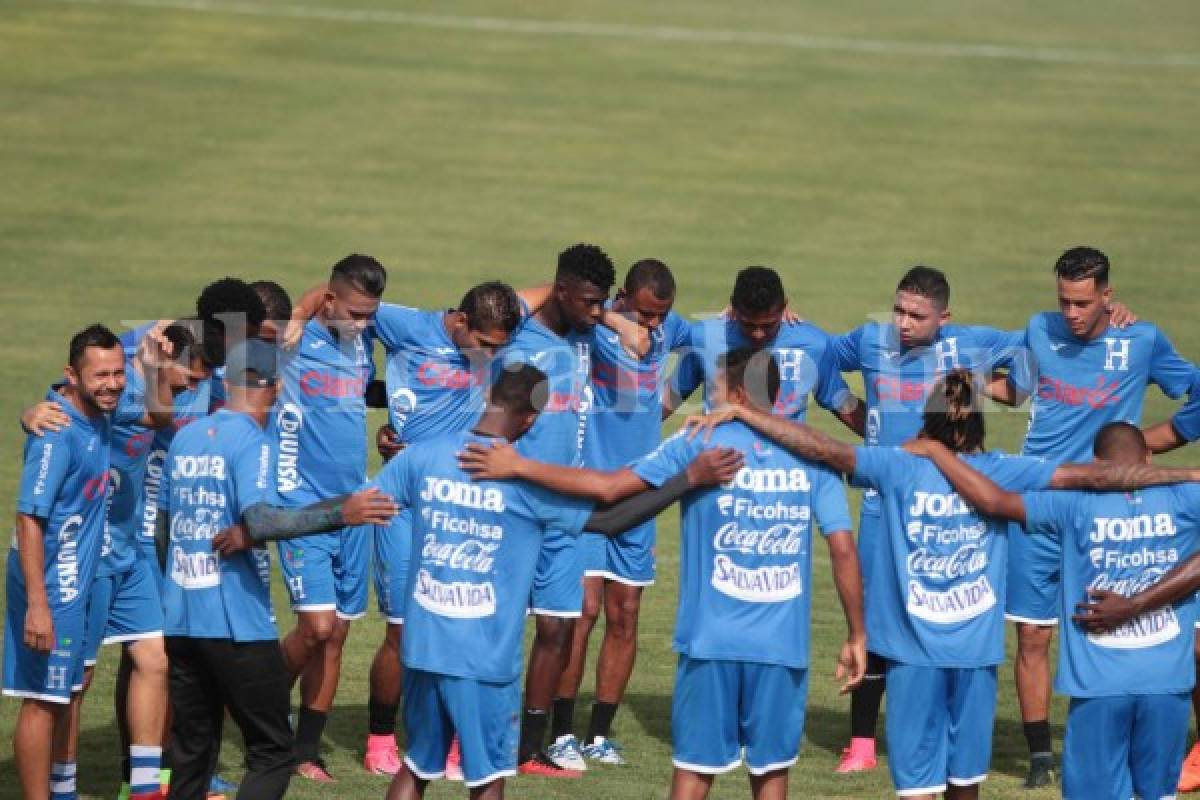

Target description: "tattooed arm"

left=685, top=404, right=858, bottom=475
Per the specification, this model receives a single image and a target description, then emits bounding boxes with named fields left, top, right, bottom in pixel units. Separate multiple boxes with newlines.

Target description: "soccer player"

left=827, top=265, right=1024, bottom=773
left=686, top=368, right=1200, bottom=799
left=500, top=243, right=616, bottom=776
left=670, top=266, right=862, bottom=431
left=909, top=422, right=1200, bottom=800
left=153, top=338, right=397, bottom=800
left=542, top=258, right=691, bottom=769
left=998, top=246, right=1197, bottom=787
left=4, top=324, right=172, bottom=800
left=466, top=348, right=865, bottom=800
left=377, top=363, right=739, bottom=800
left=359, top=281, right=523, bottom=775
left=273, top=254, right=386, bottom=781
left=250, top=280, right=292, bottom=344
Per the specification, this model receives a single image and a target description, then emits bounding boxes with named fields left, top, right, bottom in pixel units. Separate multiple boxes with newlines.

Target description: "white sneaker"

left=581, top=736, right=626, bottom=765
left=546, top=735, right=588, bottom=771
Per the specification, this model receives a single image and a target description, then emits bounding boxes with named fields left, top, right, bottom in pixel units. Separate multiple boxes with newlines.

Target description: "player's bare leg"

left=748, top=768, right=789, bottom=800
left=669, top=769, right=714, bottom=800
left=14, top=699, right=64, bottom=799
left=518, top=616, right=580, bottom=775
left=580, top=580, right=642, bottom=763
left=364, top=622, right=403, bottom=775
left=126, top=638, right=169, bottom=752
left=1015, top=622, right=1055, bottom=787
left=281, top=610, right=348, bottom=780
left=946, top=784, right=981, bottom=799
left=546, top=578, right=602, bottom=767
left=1179, top=632, right=1200, bottom=791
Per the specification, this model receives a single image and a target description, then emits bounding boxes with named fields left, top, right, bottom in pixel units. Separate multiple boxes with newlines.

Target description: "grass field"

left=2, top=1, right=1200, bottom=797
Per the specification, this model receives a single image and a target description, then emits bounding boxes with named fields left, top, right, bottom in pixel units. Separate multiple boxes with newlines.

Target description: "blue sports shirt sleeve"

left=670, top=322, right=706, bottom=403
left=813, top=339, right=854, bottom=411
left=811, top=464, right=853, bottom=535
left=986, top=454, right=1059, bottom=493
left=365, top=448, right=414, bottom=508
left=1149, top=328, right=1198, bottom=400
left=17, top=430, right=72, bottom=519
left=231, top=438, right=270, bottom=518
left=849, top=445, right=891, bottom=491
left=371, top=303, right=419, bottom=354
left=1172, top=391, right=1200, bottom=444
left=526, top=483, right=593, bottom=536
left=632, top=431, right=699, bottom=488
left=829, top=326, right=864, bottom=373
left=1021, top=490, right=1073, bottom=538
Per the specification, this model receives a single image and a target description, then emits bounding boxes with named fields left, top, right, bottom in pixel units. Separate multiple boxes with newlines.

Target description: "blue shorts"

left=582, top=525, right=655, bottom=587
left=1063, top=693, right=1189, bottom=800
left=373, top=510, right=412, bottom=626
left=3, top=567, right=88, bottom=704
left=885, top=662, right=996, bottom=796
left=1005, top=522, right=1060, bottom=625
left=136, top=536, right=165, bottom=593
left=278, top=525, right=370, bottom=620
left=84, top=559, right=165, bottom=665
left=671, top=655, right=807, bottom=776
left=530, top=530, right=583, bottom=617
left=402, top=668, right=520, bottom=788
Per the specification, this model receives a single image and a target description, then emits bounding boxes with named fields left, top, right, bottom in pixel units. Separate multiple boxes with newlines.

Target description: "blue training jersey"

left=1014, top=314, right=1196, bottom=462
left=831, top=322, right=1023, bottom=515
left=633, top=423, right=852, bottom=669
left=158, top=410, right=276, bottom=642
left=583, top=310, right=692, bottom=548
left=675, top=319, right=851, bottom=421
left=852, top=446, right=1058, bottom=668
left=270, top=318, right=370, bottom=506
left=368, top=430, right=592, bottom=683
left=372, top=304, right=487, bottom=444
left=12, top=388, right=118, bottom=611
left=1024, top=484, right=1200, bottom=698
left=1171, top=384, right=1200, bottom=444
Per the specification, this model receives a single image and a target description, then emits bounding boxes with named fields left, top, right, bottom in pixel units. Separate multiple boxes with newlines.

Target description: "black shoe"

left=1024, top=753, right=1055, bottom=789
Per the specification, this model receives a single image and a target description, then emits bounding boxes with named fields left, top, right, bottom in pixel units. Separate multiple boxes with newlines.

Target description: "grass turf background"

left=1, top=1, right=1199, bottom=797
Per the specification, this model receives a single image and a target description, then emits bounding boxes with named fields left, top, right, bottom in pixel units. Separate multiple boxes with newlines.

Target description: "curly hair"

left=921, top=368, right=986, bottom=453
left=556, top=243, right=615, bottom=291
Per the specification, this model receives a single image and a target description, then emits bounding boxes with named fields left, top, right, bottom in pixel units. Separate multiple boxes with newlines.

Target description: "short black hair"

left=162, top=322, right=200, bottom=367
left=731, top=267, right=785, bottom=315
left=1055, top=246, right=1110, bottom=287
left=250, top=280, right=293, bottom=323
left=624, top=259, right=676, bottom=300
left=459, top=282, right=522, bottom=334
left=491, top=363, right=548, bottom=415
left=556, top=243, right=615, bottom=291
left=69, top=324, right=121, bottom=371
left=195, top=277, right=267, bottom=328
left=1094, top=421, right=1148, bottom=460
left=330, top=254, right=388, bottom=298
left=896, top=266, right=950, bottom=309
left=719, top=347, right=780, bottom=407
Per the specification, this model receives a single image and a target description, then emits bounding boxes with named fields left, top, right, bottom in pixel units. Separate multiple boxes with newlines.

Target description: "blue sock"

left=50, top=761, right=77, bottom=800
left=129, top=745, right=163, bottom=796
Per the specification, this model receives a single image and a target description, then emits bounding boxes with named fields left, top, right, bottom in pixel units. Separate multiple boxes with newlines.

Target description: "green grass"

left=1, top=0, right=1199, bottom=797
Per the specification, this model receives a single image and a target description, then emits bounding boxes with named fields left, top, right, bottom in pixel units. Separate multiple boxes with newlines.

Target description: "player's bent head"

left=195, top=277, right=267, bottom=367
left=162, top=321, right=210, bottom=393
left=555, top=243, right=616, bottom=332
left=730, top=267, right=786, bottom=346
left=718, top=347, right=780, bottom=412
left=921, top=368, right=986, bottom=454
left=326, top=254, right=387, bottom=334
left=1055, top=246, right=1110, bottom=289
left=896, top=266, right=950, bottom=310
left=66, top=324, right=126, bottom=414
left=250, top=280, right=293, bottom=342
left=490, top=363, right=548, bottom=435
left=1093, top=421, right=1150, bottom=464
left=620, top=258, right=676, bottom=329
left=455, top=282, right=522, bottom=354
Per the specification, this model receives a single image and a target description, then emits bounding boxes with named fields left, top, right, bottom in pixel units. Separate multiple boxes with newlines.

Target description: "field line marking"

left=58, top=0, right=1200, bottom=68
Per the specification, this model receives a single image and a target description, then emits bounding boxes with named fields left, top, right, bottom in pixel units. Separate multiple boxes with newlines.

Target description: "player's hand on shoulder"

left=782, top=305, right=803, bottom=325
left=458, top=440, right=522, bottom=481
left=1107, top=301, right=1137, bottom=329
left=343, top=487, right=400, bottom=526
left=23, top=602, right=54, bottom=655
left=901, top=436, right=941, bottom=458
left=212, top=524, right=253, bottom=556
left=682, top=406, right=740, bottom=442
left=22, top=400, right=69, bottom=436
left=376, top=424, right=404, bottom=461
left=686, top=446, right=744, bottom=487
left=282, top=314, right=306, bottom=350
left=1072, top=588, right=1137, bottom=633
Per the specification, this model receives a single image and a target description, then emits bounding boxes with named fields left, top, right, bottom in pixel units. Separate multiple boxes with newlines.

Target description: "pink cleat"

left=364, top=734, right=403, bottom=775
left=445, top=737, right=464, bottom=782
left=835, top=737, right=878, bottom=774
left=295, top=759, right=336, bottom=783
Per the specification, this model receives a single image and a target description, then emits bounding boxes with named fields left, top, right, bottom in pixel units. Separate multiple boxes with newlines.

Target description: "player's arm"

left=210, top=489, right=399, bottom=554
left=603, top=310, right=652, bottom=358
left=282, top=282, right=327, bottom=348
left=457, top=440, right=743, bottom=505
left=684, top=404, right=858, bottom=475
left=826, top=529, right=866, bottom=693
left=584, top=470, right=692, bottom=538
left=903, top=437, right=1027, bottom=523
left=1143, top=420, right=1187, bottom=454
left=831, top=395, right=866, bottom=437
left=1048, top=462, right=1200, bottom=491
left=983, top=372, right=1023, bottom=407
left=1073, top=550, right=1200, bottom=633
left=15, top=513, right=54, bottom=655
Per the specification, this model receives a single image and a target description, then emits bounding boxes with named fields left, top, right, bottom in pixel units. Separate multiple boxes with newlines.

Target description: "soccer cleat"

left=835, top=738, right=877, bottom=774
left=295, top=758, right=337, bottom=783
left=1179, top=742, right=1200, bottom=792
left=1024, top=753, right=1056, bottom=789
left=209, top=775, right=237, bottom=795
left=581, top=736, right=626, bottom=765
left=517, top=751, right=583, bottom=778
left=363, top=735, right=403, bottom=775
left=445, top=737, right=464, bottom=782
left=546, top=735, right=588, bottom=771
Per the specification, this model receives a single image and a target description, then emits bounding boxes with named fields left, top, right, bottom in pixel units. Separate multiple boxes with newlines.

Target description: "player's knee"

left=130, top=638, right=169, bottom=679
left=300, top=613, right=337, bottom=643
left=1016, top=623, right=1052, bottom=656
left=608, top=599, right=641, bottom=642
left=536, top=616, right=574, bottom=651
left=580, top=594, right=602, bottom=624
left=384, top=623, right=403, bottom=651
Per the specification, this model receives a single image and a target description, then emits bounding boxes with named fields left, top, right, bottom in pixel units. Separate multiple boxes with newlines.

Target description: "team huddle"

left=6, top=244, right=1200, bottom=800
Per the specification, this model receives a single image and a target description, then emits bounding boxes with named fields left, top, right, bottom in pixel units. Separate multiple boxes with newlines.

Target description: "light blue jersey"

left=1024, top=485, right=1200, bottom=698
left=158, top=410, right=276, bottom=642
left=270, top=318, right=370, bottom=506
left=633, top=423, right=852, bottom=669
left=674, top=319, right=851, bottom=421
left=1171, top=385, right=1200, bottom=443
left=368, top=430, right=592, bottom=684
left=372, top=304, right=487, bottom=444
left=852, top=446, right=1058, bottom=667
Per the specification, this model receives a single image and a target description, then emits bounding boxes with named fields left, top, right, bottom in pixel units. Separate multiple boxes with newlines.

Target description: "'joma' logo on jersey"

left=1089, top=513, right=1177, bottom=543
left=908, top=491, right=971, bottom=518
left=420, top=477, right=506, bottom=512
left=723, top=467, right=811, bottom=493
